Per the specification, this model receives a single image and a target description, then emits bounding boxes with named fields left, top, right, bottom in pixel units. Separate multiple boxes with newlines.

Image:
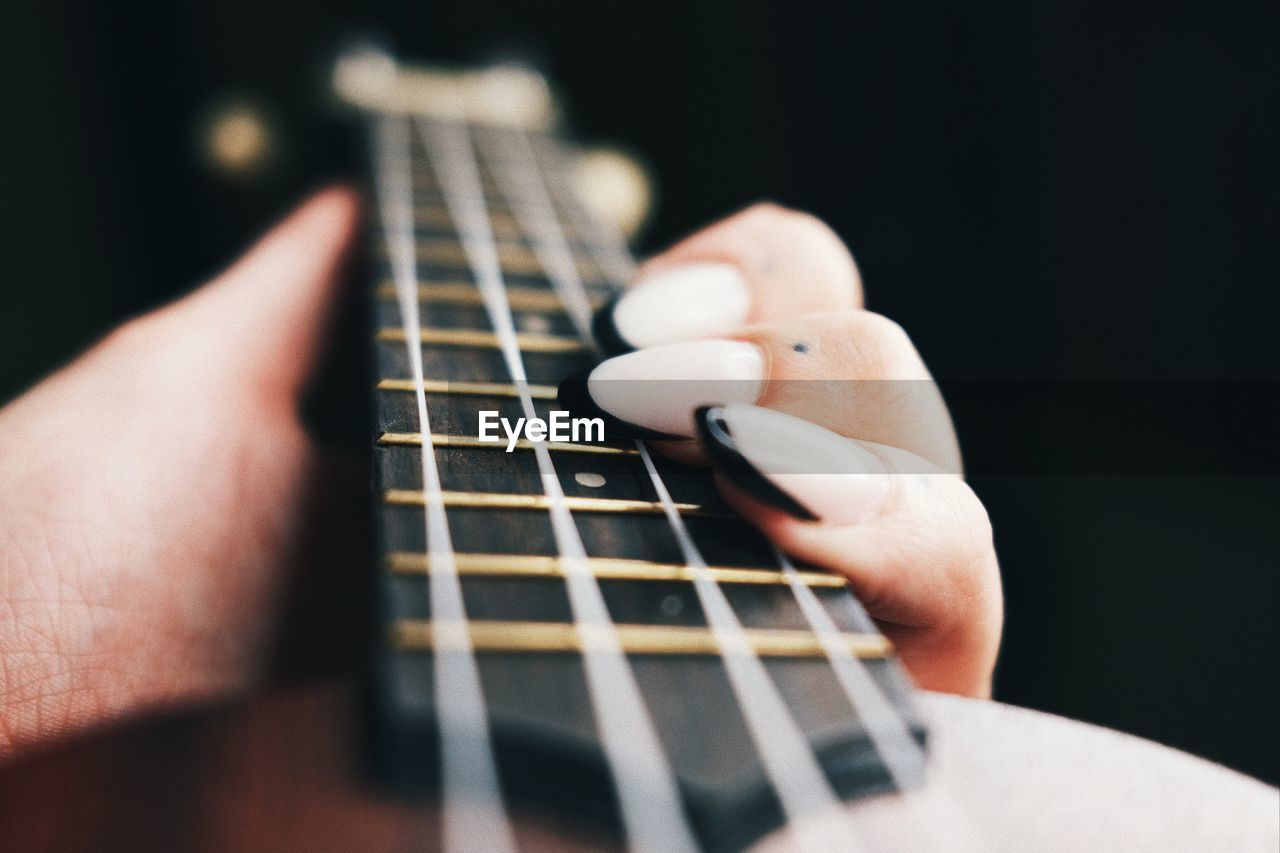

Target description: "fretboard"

left=359, top=97, right=925, bottom=853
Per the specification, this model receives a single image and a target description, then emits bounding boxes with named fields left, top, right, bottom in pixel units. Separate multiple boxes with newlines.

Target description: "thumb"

left=167, top=186, right=363, bottom=398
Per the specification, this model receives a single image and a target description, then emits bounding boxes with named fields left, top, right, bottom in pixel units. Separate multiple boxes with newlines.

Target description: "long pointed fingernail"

left=558, top=340, right=764, bottom=439
left=696, top=404, right=892, bottom=524
left=593, top=263, right=751, bottom=354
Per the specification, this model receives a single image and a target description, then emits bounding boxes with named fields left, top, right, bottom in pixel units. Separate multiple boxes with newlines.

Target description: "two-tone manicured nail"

left=557, top=340, right=765, bottom=439
left=696, top=404, right=892, bottom=524
left=593, top=263, right=751, bottom=355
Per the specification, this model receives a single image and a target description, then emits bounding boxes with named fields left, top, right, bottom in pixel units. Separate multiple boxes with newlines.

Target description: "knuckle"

left=843, top=312, right=923, bottom=377
left=737, top=200, right=794, bottom=223
left=95, top=313, right=158, bottom=356
left=856, top=311, right=912, bottom=346
left=946, top=485, right=999, bottom=604
left=738, top=203, right=848, bottom=255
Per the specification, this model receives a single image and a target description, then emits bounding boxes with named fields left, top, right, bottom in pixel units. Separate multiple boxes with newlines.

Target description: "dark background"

left=3, top=0, right=1276, bottom=786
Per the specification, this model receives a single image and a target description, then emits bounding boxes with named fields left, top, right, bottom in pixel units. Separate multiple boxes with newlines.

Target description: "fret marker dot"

left=519, top=314, right=553, bottom=334
left=660, top=595, right=684, bottom=617
left=574, top=472, right=607, bottom=489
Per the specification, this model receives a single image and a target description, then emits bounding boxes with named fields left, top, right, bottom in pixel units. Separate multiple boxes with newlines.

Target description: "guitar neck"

left=348, top=56, right=926, bottom=853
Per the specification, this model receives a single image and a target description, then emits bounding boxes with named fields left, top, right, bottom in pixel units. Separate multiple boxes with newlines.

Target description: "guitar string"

left=775, top=547, right=928, bottom=782
left=539, top=134, right=985, bottom=849
left=633, top=446, right=858, bottom=853
left=478, top=128, right=595, bottom=342
left=418, top=116, right=699, bottom=853
left=370, top=113, right=517, bottom=853
left=544, top=145, right=638, bottom=289
left=539, top=138, right=932, bottom=779
left=775, top=548, right=986, bottom=852
left=527, top=137, right=861, bottom=853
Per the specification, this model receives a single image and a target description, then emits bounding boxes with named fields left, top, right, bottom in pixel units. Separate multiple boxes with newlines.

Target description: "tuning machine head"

left=331, top=43, right=556, bottom=130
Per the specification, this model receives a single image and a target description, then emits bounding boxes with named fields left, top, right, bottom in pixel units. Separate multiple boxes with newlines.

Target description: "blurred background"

left=2, top=0, right=1276, bottom=785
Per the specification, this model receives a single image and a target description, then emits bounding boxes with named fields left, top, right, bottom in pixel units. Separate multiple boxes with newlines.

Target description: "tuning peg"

left=574, top=146, right=655, bottom=241
left=197, top=98, right=276, bottom=178
left=331, top=44, right=556, bottom=130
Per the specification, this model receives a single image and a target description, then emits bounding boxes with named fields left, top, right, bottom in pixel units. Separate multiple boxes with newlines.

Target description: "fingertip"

left=169, top=185, right=365, bottom=395
left=256, top=182, right=363, bottom=255
left=698, top=403, right=892, bottom=526
left=697, top=406, right=821, bottom=521
left=295, top=184, right=363, bottom=234
left=711, top=469, right=816, bottom=540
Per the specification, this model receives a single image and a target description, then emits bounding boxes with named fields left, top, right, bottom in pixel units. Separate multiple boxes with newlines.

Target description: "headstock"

left=332, top=44, right=652, bottom=242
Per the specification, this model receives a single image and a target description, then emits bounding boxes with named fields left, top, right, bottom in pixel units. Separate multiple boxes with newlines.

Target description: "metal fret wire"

left=371, top=115, right=517, bottom=853
left=543, top=135, right=986, bottom=850
left=498, top=130, right=859, bottom=853
left=418, top=116, right=699, bottom=853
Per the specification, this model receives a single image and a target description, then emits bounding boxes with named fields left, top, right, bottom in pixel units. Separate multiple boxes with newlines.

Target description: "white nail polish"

left=588, top=340, right=764, bottom=437
left=613, top=263, right=751, bottom=348
left=719, top=404, right=892, bottom=525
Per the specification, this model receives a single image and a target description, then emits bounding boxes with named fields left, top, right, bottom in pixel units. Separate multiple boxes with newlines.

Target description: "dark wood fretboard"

left=360, top=101, right=925, bottom=853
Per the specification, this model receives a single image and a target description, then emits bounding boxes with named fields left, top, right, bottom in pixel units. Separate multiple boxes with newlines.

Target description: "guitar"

left=334, top=47, right=1279, bottom=853
left=4, top=42, right=1270, bottom=853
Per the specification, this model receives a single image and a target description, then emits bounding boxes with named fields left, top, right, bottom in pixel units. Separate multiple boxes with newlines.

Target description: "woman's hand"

left=0, top=189, right=999, bottom=768
left=570, top=203, right=1003, bottom=697
left=0, top=191, right=999, bottom=851
left=0, top=188, right=362, bottom=757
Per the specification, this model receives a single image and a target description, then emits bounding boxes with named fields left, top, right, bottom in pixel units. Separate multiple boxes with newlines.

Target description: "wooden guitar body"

left=5, top=686, right=1271, bottom=852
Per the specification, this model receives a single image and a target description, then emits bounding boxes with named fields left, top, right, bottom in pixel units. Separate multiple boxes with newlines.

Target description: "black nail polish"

left=695, top=406, right=820, bottom=521
left=557, top=368, right=688, bottom=441
left=591, top=295, right=637, bottom=356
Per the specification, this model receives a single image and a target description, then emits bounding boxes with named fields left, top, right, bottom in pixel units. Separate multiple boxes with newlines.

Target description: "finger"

left=559, top=309, right=962, bottom=473
left=696, top=404, right=1002, bottom=698
left=593, top=202, right=862, bottom=353
left=141, top=186, right=362, bottom=400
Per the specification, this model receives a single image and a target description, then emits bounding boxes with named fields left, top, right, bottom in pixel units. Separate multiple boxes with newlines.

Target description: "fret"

left=414, top=205, right=527, bottom=240
left=389, top=619, right=893, bottom=659
left=379, top=437, right=732, bottom=517
left=375, top=281, right=604, bottom=313
left=379, top=432, right=637, bottom=456
left=375, top=326, right=586, bottom=354
left=376, top=378, right=559, bottom=399
left=414, top=203, right=586, bottom=243
left=375, top=299, right=582, bottom=339
left=373, top=238, right=524, bottom=267
left=416, top=168, right=582, bottom=218
left=386, top=551, right=847, bottom=588
left=371, top=237, right=606, bottom=282
left=412, top=208, right=593, bottom=251
left=398, top=344, right=591, bottom=386
left=369, top=267, right=616, bottom=301
left=383, top=488, right=717, bottom=516
left=413, top=172, right=503, bottom=195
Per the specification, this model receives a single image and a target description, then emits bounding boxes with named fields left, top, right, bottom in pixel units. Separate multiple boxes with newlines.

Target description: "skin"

left=644, top=204, right=1002, bottom=696
left=0, top=191, right=1001, bottom=846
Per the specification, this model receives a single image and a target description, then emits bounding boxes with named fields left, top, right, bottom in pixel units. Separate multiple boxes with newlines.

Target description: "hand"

left=571, top=204, right=1003, bottom=697
left=0, top=188, right=362, bottom=756
left=0, top=193, right=998, bottom=850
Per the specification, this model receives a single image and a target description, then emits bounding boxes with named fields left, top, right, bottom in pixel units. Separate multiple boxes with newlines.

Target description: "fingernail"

left=593, top=263, right=751, bottom=354
left=558, top=340, right=764, bottom=439
left=696, top=404, right=892, bottom=524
